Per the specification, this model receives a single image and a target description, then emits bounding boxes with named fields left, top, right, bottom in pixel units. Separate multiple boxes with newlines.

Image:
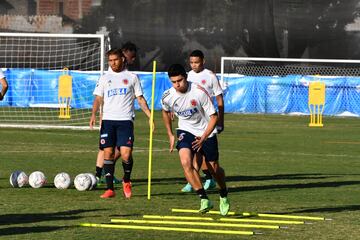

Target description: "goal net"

left=0, top=32, right=105, bottom=129
left=220, top=57, right=360, bottom=117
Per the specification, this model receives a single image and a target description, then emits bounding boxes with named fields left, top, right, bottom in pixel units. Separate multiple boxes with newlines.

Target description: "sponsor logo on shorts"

left=100, top=134, right=108, bottom=138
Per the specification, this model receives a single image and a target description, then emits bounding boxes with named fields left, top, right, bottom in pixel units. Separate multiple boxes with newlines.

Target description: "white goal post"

left=0, top=32, right=105, bottom=129
left=220, top=57, right=360, bottom=116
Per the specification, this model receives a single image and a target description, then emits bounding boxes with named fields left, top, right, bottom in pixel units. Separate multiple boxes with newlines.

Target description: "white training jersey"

left=161, top=82, right=217, bottom=137
left=188, top=68, right=223, bottom=97
left=0, top=69, right=4, bottom=79
left=93, top=69, right=143, bottom=121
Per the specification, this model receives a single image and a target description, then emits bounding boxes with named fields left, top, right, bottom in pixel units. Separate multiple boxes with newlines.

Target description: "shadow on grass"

left=287, top=205, right=360, bottom=214
left=0, top=226, right=71, bottom=236
left=0, top=209, right=104, bottom=226
left=226, top=173, right=342, bottom=182
left=228, top=180, right=360, bottom=193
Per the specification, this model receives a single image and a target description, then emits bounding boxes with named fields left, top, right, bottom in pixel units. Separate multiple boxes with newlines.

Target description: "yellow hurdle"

left=308, top=81, right=325, bottom=127
left=58, top=68, right=72, bottom=119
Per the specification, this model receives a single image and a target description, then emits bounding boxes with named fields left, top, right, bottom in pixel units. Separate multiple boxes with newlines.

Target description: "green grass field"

left=1, top=112, right=360, bottom=240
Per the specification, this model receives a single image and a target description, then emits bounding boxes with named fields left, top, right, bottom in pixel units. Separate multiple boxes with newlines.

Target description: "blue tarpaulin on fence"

left=1, top=69, right=359, bottom=117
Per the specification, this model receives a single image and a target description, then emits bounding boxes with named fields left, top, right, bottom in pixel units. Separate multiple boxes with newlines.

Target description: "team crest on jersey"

left=190, top=99, right=197, bottom=106
left=123, top=79, right=129, bottom=85
left=201, top=79, right=206, bottom=85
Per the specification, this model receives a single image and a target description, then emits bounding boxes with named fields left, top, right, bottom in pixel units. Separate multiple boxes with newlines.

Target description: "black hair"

left=189, top=49, right=204, bottom=59
left=168, top=64, right=187, bottom=78
left=121, top=41, right=138, bottom=53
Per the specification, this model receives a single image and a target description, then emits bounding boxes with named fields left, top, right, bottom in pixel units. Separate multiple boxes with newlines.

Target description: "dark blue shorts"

left=176, top=129, right=219, bottom=162
left=99, top=120, right=134, bottom=149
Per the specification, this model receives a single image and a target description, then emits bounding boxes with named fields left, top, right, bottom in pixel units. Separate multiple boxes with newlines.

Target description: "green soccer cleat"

left=219, top=197, right=230, bottom=216
left=181, top=182, right=193, bottom=192
left=199, top=199, right=213, bottom=214
left=203, top=178, right=216, bottom=190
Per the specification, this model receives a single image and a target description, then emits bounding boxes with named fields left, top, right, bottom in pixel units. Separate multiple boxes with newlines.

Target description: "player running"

left=161, top=64, right=230, bottom=215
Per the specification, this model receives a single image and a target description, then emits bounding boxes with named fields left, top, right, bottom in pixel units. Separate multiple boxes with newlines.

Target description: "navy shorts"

left=99, top=120, right=134, bottom=149
left=176, top=129, right=219, bottom=162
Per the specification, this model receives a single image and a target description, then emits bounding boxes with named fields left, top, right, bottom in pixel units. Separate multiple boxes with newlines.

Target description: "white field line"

left=1, top=147, right=357, bottom=158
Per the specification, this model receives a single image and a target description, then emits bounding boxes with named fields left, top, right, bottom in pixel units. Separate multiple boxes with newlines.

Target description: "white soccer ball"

left=54, top=172, right=71, bottom=189
left=74, top=173, right=92, bottom=191
left=29, top=171, right=47, bottom=188
left=85, top=173, right=97, bottom=190
left=10, top=171, right=29, bottom=188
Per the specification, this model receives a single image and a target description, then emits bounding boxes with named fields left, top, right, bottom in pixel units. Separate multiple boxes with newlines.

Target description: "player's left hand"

left=216, top=125, right=224, bottom=134
left=149, top=119, right=155, bottom=132
left=192, top=136, right=204, bottom=152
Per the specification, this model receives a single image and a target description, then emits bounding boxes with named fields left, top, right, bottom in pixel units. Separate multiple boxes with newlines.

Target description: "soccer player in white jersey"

left=94, top=42, right=138, bottom=185
left=90, top=48, right=153, bottom=199
left=0, top=69, right=8, bottom=101
left=161, top=64, right=230, bottom=215
left=180, top=50, right=224, bottom=193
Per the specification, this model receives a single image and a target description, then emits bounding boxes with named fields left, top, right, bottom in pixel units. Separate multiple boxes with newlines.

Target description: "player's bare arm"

left=137, top=95, right=155, bottom=132
left=162, top=109, right=175, bottom=152
left=89, top=95, right=102, bottom=129
left=215, top=94, right=224, bottom=133
left=192, top=113, right=218, bottom=151
left=0, top=77, right=8, bottom=101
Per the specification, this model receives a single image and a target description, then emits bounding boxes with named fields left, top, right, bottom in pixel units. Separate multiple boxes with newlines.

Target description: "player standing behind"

left=180, top=50, right=224, bottom=193
left=161, top=64, right=230, bottom=215
left=0, top=69, right=8, bottom=101
left=90, top=48, right=153, bottom=199
left=94, top=42, right=138, bottom=184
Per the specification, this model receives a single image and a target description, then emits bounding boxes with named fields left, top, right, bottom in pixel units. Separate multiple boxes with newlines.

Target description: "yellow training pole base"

left=308, top=123, right=323, bottom=127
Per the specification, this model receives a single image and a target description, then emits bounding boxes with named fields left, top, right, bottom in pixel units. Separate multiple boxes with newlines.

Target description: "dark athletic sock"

left=122, top=157, right=133, bottom=182
left=103, top=160, right=115, bottom=190
left=196, top=188, right=208, bottom=199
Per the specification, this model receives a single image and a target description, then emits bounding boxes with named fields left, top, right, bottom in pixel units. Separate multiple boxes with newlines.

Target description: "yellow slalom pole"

left=171, top=208, right=328, bottom=220
left=143, top=215, right=214, bottom=221
left=242, top=212, right=326, bottom=221
left=110, top=219, right=279, bottom=229
left=171, top=208, right=236, bottom=215
left=147, top=60, right=156, bottom=200
left=80, top=223, right=254, bottom=235
left=220, top=218, right=304, bottom=225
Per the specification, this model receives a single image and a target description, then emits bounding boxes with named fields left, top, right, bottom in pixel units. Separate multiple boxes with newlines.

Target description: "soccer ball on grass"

left=54, top=172, right=71, bottom=189
left=29, top=171, right=47, bottom=188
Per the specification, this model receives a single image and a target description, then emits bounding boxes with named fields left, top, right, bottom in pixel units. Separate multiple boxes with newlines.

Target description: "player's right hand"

left=169, top=134, right=175, bottom=152
left=89, top=115, right=96, bottom=129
